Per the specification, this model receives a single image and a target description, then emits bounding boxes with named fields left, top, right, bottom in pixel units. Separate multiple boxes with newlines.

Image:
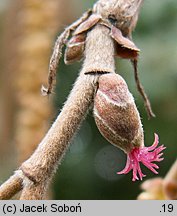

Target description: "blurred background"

left=0, top=0, right=177, bottom=200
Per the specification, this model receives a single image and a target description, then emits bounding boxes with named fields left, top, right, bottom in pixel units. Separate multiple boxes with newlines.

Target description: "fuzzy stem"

left=0, top=6, right=116, bottom=200
left=83, top=25, right=115, bottom=74
left=0, top=71, right=97, bottom=200
left=0, top=173, right=23, bottom=200
left=18, top=71, right=98, bottom=199
left=18, top=23, right=115, bottom=199
left=20, top=181, right=47, bottom=200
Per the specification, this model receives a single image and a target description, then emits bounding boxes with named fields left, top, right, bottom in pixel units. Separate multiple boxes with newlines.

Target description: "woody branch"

left=0, top=0, right=148, bottom=199
left=0, top=20, right=115, bottom=199
left=0, top=72, right=98, bottom=200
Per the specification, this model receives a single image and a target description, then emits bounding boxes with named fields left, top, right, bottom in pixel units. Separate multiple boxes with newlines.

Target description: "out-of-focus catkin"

left=14, top=0, right=64, bottom=163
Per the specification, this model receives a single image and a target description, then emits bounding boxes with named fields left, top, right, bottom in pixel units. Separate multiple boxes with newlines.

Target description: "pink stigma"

left=117, top=134, right=166, bottom=181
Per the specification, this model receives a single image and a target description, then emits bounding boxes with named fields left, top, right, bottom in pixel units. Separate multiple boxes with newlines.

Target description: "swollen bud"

left=94, top=73, right=165, bottom=181
left=94, top=73, right=143, bottom=152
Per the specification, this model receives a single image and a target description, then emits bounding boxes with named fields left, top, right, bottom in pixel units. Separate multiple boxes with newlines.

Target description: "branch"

left=0, top=71, right=98, bottom=199
left=21, top=72, right=97, bottom=199
left=0, top=0, right=145, bottom=199
left=0, top=172, right=23, bottom=200
left=0, top=21, right=115, bottom=200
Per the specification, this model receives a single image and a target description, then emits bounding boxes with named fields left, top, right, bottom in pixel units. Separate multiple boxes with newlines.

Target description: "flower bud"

left=94, top=73, right=143, bottom=152
left=94, top=73, right=165, bottom=181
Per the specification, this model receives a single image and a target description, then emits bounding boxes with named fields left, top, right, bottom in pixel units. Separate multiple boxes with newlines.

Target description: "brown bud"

left=64, top=33, right=86, bottom=64
left=73, top=14, right=101, bottom=35
left=110, top=26, right=140, bottom=59
left=94, top=73, right=144, bottom=153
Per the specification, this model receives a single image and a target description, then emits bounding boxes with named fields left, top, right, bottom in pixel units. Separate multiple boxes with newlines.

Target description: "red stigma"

left=117, top=134, right=166, bottom=181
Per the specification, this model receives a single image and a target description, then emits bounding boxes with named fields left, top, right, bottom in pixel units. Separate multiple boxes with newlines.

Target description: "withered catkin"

left=94, top=73, right=165, bottom=181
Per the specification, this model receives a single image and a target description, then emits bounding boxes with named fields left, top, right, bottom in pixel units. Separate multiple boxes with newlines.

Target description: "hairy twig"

left=0, top=172, right=23, bottom=200
left=20, top=73, right=97, bottom=199
left=0, top=20, right=115, bottom=199
left=19, top=24, right=115, bottom=200
left=0, top=72, right=98, bottom=200
left=132, top=59, right=155, bottom=119
left=0, top=0, right=154, bottom=199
